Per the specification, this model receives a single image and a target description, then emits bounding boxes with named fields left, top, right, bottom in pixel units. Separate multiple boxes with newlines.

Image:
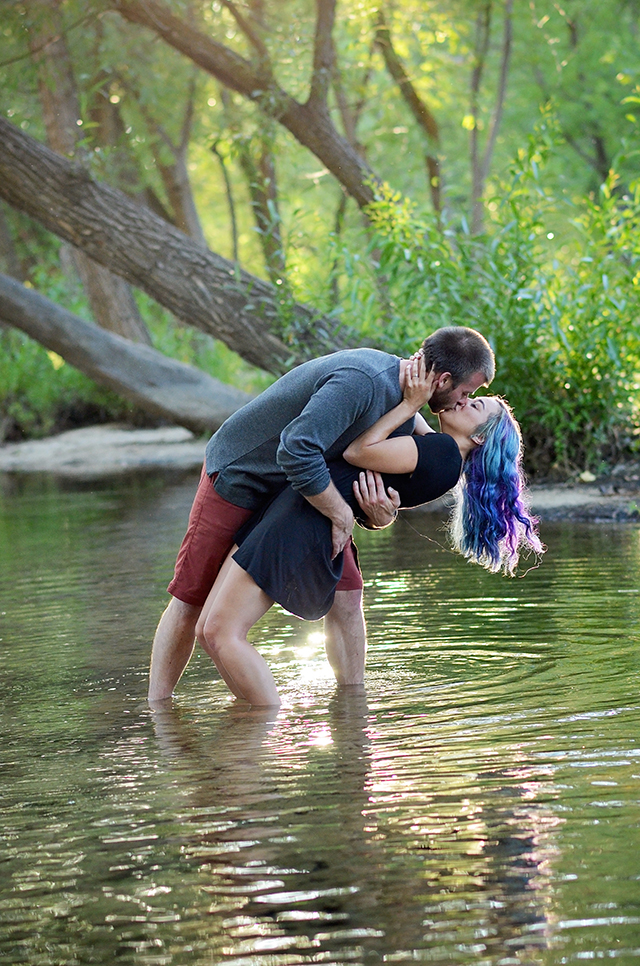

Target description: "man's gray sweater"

left=205, top=348, right=408, bottom=509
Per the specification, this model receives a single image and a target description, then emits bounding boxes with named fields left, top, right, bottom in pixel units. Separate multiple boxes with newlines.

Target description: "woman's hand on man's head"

left=403, top=354, right=438, bottom=412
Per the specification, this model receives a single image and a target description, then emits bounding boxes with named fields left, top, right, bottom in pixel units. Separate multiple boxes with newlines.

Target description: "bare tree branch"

left=308, top=0, right=336, bottom=108
left=237, top=139, right=285, bottom=285
left=332, top=41, right=373, bottom=155
left=107, top=0, right=377, bottom=208
left=179, top=70, right=198, bottom=154
left=374, top=7, right=441, bottom=214
left=86, top=75, right=177, bottom=225
left=469, top=0, right=514, bottom=234
left=219, top=0, right=270, bottom=63
left=469, top=1, right=492, bottom=234
left=480, top=0, right=513, bottom=187
left=210, top=140, right=239, bottom=264
left=127, top=72, right=207, bottom=246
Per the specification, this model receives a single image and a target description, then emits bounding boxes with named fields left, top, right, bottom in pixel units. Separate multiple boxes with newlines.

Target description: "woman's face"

left=438, top=395, right=503, bottom=438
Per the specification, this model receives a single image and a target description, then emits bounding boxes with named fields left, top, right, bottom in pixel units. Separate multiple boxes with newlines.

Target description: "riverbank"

left=1, top=423, right=639, bottom=522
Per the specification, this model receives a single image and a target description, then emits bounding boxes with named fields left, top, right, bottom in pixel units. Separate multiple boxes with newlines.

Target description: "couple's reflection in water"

left=150, top=687, right=559, bottom=962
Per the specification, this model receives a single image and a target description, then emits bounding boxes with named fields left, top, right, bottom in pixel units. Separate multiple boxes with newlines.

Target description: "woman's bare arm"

left=343, top=358, right=436, bottom=473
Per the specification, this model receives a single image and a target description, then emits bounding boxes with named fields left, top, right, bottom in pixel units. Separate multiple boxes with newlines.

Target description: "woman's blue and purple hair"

left=448, top=399, right=544, bottom=575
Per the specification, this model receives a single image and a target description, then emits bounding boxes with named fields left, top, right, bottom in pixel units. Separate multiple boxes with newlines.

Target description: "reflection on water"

left=1, top=470, right=640, bottom=965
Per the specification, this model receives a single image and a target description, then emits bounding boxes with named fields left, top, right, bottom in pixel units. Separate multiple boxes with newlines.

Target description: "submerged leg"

left=149, top=597, right=202, bottom=702
left=197, top=552, right=280, bottom=707
left=323, top=589, right=367, bottom=686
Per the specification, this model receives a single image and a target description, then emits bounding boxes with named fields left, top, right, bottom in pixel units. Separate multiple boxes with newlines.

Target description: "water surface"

left=1, top=471, right=639, bottom=965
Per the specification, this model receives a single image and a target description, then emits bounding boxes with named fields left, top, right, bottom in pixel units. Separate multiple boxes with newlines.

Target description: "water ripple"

left=2, top=489, right=640, bottom=964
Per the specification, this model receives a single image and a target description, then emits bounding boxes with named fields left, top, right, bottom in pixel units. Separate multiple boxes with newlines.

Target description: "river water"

left=1, top=470, right=640, bottom=965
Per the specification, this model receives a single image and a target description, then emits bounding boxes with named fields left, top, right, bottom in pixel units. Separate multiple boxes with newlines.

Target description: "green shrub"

left=331, top=110, right=640, bottom=476
left=0, top=327, right=143, bottom=441
left=4, top=111, right=639, bottom=475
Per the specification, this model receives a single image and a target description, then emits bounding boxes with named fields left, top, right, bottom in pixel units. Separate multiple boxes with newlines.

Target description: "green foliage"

left=0, top=327, right=141, bottom=441
left=2, top=0, right=640, bottom=471
left=331, top=110, right=640, bottom=475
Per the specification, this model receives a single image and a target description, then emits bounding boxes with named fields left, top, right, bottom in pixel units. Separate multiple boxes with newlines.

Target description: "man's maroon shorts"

left=168, top=463, right=363, bottom=607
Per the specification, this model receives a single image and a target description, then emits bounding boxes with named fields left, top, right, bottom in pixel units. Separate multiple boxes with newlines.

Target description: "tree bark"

left=0, top=272, right=253, bottom=435
left=27, top=0, right=153, bottom=344
left=236, top=141, right=285, bottom=285
left=0, top=204, right=24, bottom=281
left=0, top=116, right=347, bottom=373
left=108, top=0, right=377, bottom=209
left=374, top=8, right=442, bottom=215
left=469, top=0, right=513, bottom=235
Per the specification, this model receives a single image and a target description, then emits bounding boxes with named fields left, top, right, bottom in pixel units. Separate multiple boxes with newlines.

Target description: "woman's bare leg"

left=196, top=550, right=280, bottom=707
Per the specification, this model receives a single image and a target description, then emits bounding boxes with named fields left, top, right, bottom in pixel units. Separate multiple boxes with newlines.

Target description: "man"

left=149, top=326, right=495, bottom=702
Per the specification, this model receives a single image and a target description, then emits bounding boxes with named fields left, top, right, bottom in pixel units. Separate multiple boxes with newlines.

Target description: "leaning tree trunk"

left=26, top=0, right=152, bottom=344
left=0, top=272, right=253, bottom=434
left=0, top=116, right=350, bottom=374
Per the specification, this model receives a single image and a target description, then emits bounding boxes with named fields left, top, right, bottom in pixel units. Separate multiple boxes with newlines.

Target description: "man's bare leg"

left=148, top=597, right=202, bottom=702
left=323, top=589, right=366, bottom=686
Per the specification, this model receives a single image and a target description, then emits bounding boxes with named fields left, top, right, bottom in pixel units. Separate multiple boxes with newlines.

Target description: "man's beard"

left=428, top=385, right=458, bottom=413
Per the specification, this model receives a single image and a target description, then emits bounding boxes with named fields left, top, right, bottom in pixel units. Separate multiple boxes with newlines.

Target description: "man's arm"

left=277, top=368, right=378, bottom=495
left=276, top=368, right=382, bottom=555
left=305, top=480, right=355, bottom=558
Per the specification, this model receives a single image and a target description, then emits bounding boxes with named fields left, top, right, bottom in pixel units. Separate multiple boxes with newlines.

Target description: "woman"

left=195, top=359, right=543, bottom=706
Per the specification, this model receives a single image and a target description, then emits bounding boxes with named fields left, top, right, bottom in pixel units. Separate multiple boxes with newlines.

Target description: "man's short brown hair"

left=421, top=326, right=495, bottom=386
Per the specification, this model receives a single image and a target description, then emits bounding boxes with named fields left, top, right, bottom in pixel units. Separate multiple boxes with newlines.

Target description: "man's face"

left=428, top=371, right=486, bottom=413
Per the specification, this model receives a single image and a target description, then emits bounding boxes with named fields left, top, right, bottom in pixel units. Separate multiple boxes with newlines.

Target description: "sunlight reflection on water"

left=1, top=472, right=640, bottom=964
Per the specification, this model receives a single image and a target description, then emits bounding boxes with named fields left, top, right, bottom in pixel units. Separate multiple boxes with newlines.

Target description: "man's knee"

left=155, top=596, right=201, bottom=640
left=165, top=595, right=201, bottom=628
left=327, top=589, right=364, bottom=622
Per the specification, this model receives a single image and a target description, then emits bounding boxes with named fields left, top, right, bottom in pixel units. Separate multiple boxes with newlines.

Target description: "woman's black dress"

left=232, top=432, right=462, bottom=620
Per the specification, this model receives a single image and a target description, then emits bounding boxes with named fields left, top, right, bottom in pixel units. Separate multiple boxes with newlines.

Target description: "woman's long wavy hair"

left=448, top=399, right=544, bottom=575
